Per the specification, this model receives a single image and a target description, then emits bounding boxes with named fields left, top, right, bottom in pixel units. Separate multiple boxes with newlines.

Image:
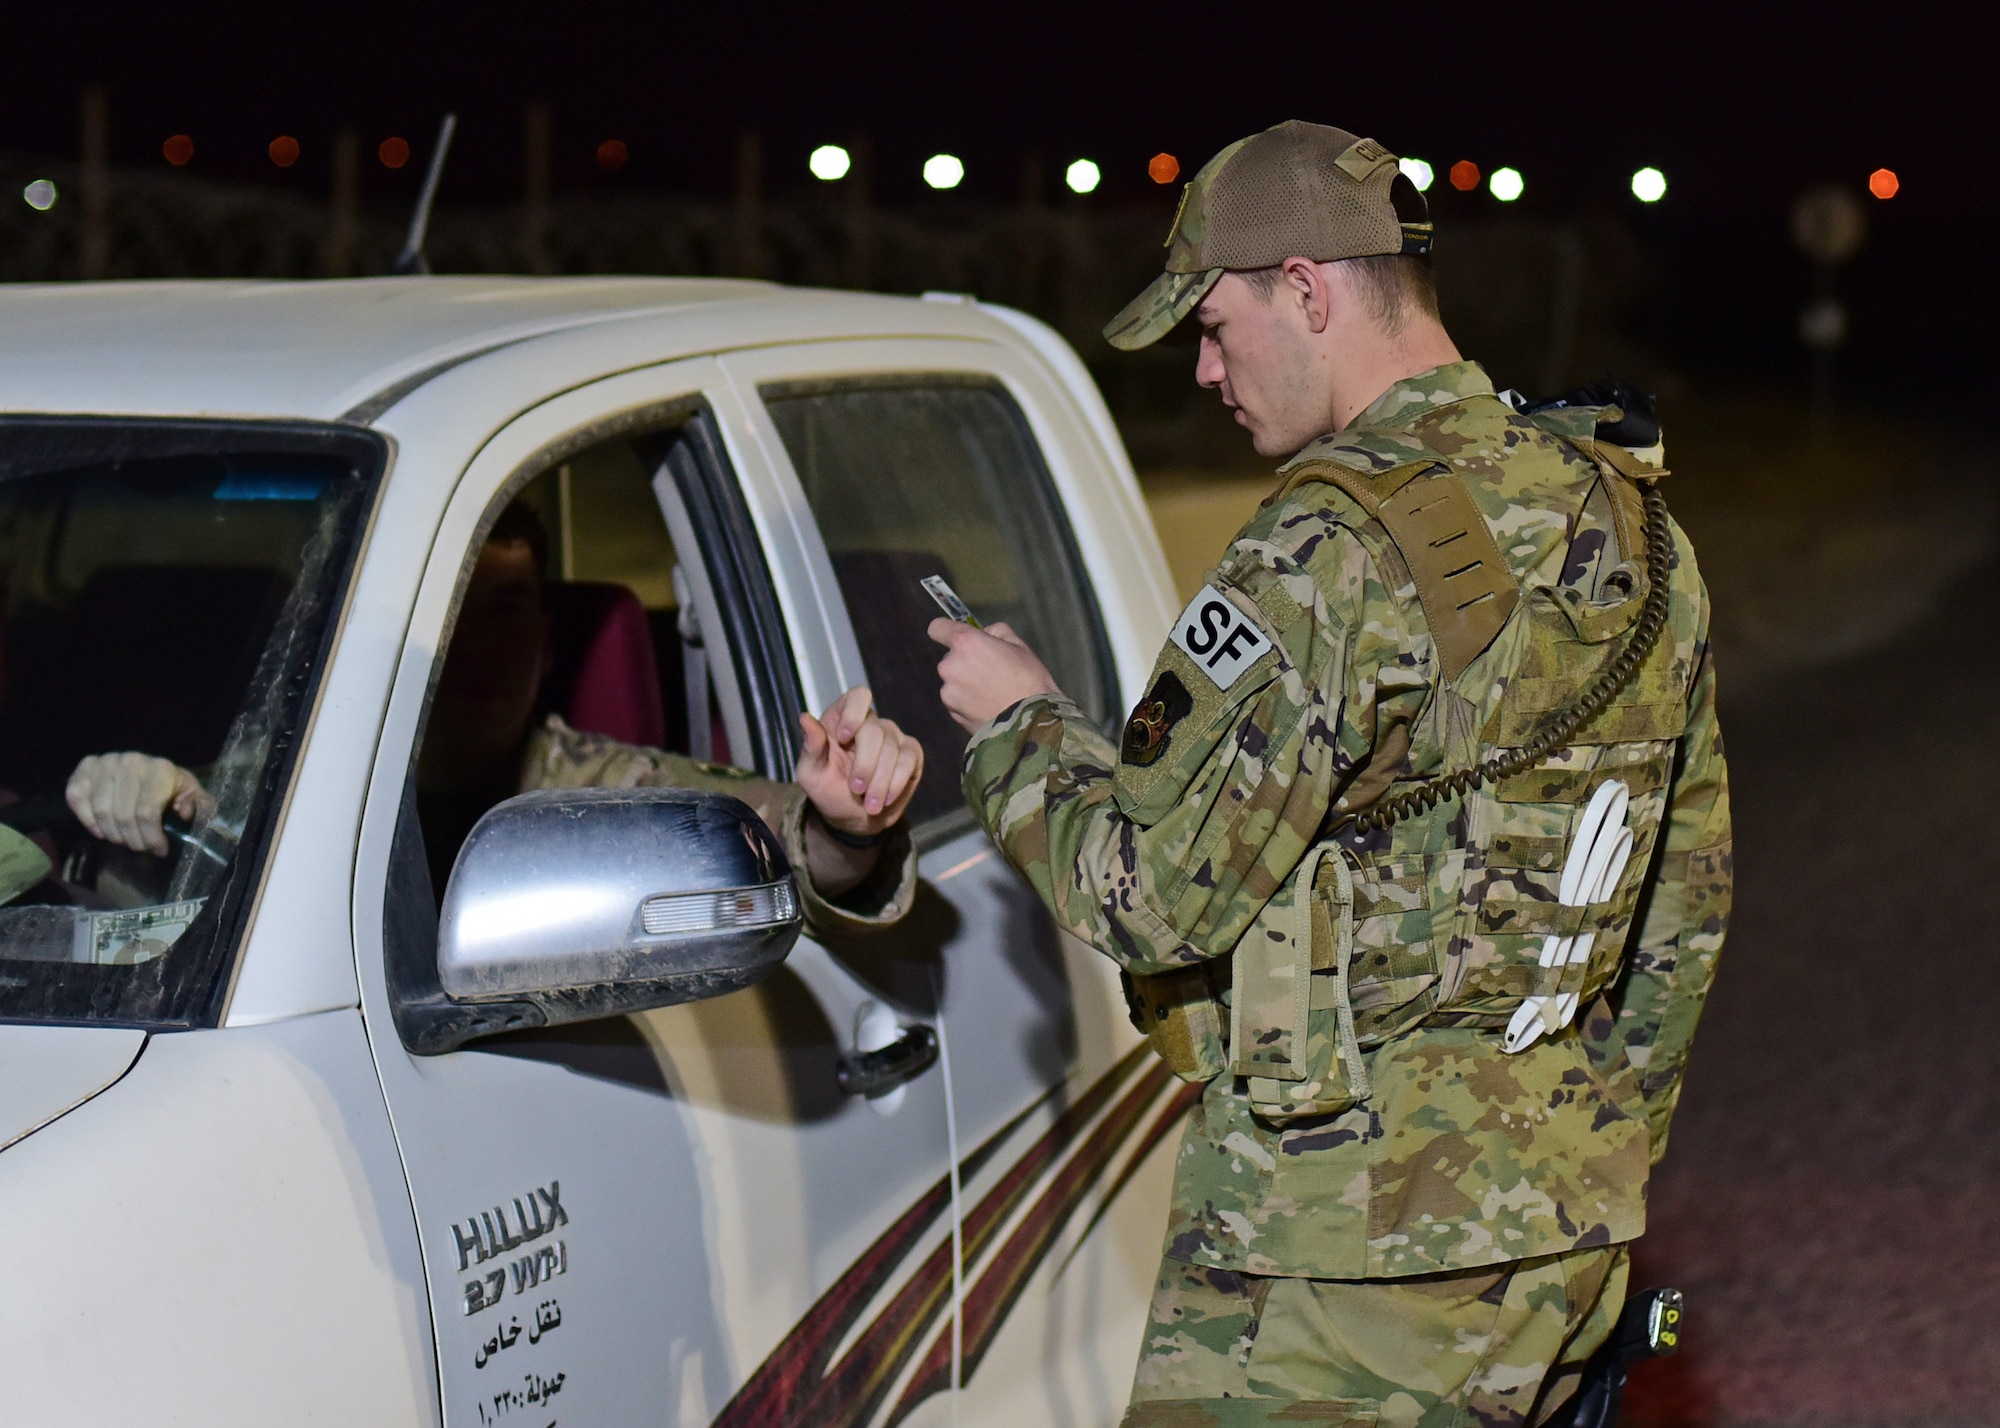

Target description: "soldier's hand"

left=797, top=685, right=923, bottom=837
left=65, top=752, right=216, bottom=858
left=930, top=619, right=1062, bottom=732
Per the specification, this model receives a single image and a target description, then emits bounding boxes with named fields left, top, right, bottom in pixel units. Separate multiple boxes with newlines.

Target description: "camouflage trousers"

left=1124, top=1244, right=1629, bottom=1428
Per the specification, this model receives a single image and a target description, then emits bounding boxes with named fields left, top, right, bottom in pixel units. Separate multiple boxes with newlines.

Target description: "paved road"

left=1623, top=550, right=2000, bottom=1427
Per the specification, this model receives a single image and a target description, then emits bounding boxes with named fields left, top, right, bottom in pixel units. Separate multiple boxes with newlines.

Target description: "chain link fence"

left=0, top=153, right=1663, bottom=466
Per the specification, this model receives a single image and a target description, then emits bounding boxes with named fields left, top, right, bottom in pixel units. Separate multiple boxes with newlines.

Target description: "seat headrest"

left=542, top=582, right=666, bottom=750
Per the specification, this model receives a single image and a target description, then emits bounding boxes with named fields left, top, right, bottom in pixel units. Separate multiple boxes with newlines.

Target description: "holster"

left=1120, top=962, right=1229, bottom=1083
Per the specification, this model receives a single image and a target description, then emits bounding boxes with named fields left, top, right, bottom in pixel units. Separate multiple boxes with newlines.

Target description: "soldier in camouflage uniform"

left=932, top=120, right=1730, bottom=1426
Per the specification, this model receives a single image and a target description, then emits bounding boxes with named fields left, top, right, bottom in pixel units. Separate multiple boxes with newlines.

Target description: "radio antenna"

left=394, top=113, right=458, bottom=276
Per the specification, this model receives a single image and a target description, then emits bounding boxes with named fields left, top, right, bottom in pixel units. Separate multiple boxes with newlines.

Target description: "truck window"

left=392, top=411, right=801, bottom=900
left=0, top=419, right=381, bottom=1026
left=404, top=439, right=701, bottom=896
left=762, top=375, right=1114, bottom=841
left=380, top=409, right=803, bottom=1053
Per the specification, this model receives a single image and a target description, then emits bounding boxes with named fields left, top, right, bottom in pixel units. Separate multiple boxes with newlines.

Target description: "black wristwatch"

left=812, top=807, right=890, bottom=850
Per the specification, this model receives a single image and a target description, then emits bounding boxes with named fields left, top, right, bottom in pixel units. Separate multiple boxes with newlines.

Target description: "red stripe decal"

left=712, top=1045, right=1152, bottom=1427
left=709, top=1177, right=950, bottom=1427
left=888, top=1059, right=1178, bottom=1424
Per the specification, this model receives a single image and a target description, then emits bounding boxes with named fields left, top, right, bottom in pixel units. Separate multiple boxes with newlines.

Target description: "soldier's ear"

left=1282, top=256, right=1332, bottom=334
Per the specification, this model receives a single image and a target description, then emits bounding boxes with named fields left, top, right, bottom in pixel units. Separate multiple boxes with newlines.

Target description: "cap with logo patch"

left=1103, top=120, right=1434, bottom=352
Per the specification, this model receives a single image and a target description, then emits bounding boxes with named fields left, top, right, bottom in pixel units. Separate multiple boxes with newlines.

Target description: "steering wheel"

left=0, top=795, right=229, bottom=870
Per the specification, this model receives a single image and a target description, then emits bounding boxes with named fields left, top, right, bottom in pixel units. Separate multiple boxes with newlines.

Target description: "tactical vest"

left=1124, top=405, right=1690, bottom=1122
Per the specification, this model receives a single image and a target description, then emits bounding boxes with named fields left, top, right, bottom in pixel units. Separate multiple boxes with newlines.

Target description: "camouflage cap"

left=1103, top=120, right=1433, bottom=351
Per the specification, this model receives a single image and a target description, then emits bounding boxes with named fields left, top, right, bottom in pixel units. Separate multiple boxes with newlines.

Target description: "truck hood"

left=0, top=1025, right=146, bottom=1151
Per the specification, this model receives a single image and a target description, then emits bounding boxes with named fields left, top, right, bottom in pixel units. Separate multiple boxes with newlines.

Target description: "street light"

left=1631, top=167, right=1667, bottom=203
left=923, top=153, right=964, bottom=190
left=809, top=145, right=851, bottom=181
left=1065, top=158, right=1101, bottom=194
left=22, top=180, right=56, bottom=211
left=1489, top=167, right=1524, bottom=202
left=1399, top=157, right=1434, bottom=192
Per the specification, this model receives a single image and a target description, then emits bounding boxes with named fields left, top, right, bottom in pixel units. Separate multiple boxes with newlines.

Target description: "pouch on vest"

left=1121, top=963, right=1229, bottom=1083
left=1237, top=845, right=1375, bottom=1123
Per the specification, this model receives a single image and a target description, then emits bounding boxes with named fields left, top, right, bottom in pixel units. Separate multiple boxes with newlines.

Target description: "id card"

left=921, top=575, right=982, bottom=628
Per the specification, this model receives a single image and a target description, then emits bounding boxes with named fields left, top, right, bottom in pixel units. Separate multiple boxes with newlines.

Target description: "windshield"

left=0, top=419, right=381, bottom=1026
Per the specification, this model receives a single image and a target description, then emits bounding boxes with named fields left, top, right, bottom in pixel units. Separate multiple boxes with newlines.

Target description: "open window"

left=761, top=375, right=1116, bottom=844
left=383, top=405, right=804, bottom=1052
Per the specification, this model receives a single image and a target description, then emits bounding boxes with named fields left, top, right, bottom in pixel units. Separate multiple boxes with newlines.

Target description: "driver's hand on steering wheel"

left=65, top=753, right=216, bottom=857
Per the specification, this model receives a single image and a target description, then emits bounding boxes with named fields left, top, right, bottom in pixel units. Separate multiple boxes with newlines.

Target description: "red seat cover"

left=542, top=582, right=667, bottom=750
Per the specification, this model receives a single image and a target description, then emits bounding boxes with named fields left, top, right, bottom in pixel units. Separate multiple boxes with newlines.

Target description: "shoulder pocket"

left=1113, top=584, right=1282, bottom=826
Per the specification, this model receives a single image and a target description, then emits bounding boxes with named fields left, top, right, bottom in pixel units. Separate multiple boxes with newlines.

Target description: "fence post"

left=81, top=84, right=110, bottom=280
left=1541, top=226, right=1584, bottom=395
left=1017, top=151, right=1046, bottom=312
left=327, top=128, right=360, bottom=277
left=734, top=129, right=764, bottom=278
left=843, top=134, right=873, bottom=290
left=524, top=102, right=551, bottom=274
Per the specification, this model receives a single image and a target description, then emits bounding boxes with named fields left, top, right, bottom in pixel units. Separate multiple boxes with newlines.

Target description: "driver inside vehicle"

left=63, top=501, right=925, bottom=936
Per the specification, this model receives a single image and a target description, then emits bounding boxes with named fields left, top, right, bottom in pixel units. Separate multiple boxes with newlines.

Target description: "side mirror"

left=394, top=787, right=801, bottom=1055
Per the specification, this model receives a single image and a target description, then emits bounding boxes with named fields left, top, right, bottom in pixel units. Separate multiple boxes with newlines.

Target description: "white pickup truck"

left=0, top=278, right=1190, bottom=1426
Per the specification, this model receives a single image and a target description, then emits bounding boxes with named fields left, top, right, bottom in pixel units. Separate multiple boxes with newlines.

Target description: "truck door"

left=720, top=337, right=1190, bottom=1426
left=354, top=358, right=962, bottom=1428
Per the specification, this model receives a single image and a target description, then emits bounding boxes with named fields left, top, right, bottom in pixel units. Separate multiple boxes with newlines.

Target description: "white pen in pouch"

left=922, top=575, right=982, bottom=628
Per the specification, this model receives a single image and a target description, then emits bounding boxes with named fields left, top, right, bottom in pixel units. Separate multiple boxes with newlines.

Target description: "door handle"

left=836, top=1023, right=938, bottom=1098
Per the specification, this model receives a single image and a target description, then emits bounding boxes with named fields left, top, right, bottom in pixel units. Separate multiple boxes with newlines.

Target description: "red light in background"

left=1148, top=152, right=1180, bottom=184
left=1450, top=159, right=1480, bottom=191
left=597, top=139, right=629, bottom=172
left=379, top=137, right=410, bottom=169
left=269, top=135, right=300, bottom=168
left=1868, top=167, right=1899, bottom=199
left=162, top=134, right=193, bottom=166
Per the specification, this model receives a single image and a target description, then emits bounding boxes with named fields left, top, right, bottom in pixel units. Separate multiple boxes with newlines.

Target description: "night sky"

left=3, top=1, right=1991, bottom=398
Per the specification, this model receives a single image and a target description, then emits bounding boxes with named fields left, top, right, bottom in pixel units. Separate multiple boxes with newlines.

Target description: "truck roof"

left=0, top=276, right=1005, bottom=424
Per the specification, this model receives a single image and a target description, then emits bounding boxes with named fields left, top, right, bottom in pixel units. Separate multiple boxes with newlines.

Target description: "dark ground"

left=1623, top=521, right=2000, bottom=1425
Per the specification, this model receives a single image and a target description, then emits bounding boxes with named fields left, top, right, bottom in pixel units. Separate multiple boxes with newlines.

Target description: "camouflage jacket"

left=963, top=362, right=1731, bottom=1279
left=520, top=714, right=918, bottom=939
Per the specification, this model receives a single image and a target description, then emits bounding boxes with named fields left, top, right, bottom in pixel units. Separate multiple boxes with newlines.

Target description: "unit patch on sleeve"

left=1170, top=584, right=1275, bottom=690
left=1122, top=669, right=1194, bottom=767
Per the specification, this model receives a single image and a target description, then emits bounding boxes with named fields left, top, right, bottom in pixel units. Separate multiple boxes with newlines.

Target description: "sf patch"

left=1171, top=584, right=1274, bottom=690
left=1122, top=670, right=1193, bottom=767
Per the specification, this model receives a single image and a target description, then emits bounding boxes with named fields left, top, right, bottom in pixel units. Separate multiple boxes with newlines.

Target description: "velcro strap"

left=1494, top=755, right=1672, bottom=805
left=1440, top=963, right=1582, bottom=1000
left=1476, top=897, right=1623, bottom=937
left=1351, top=865, right=1431, bottom=923
left=1313, top=970, right=1436, bottom=1011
